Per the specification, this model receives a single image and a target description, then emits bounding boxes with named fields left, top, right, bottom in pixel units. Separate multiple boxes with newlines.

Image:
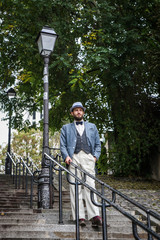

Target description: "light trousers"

left=69, top=150, right=100, bottom=220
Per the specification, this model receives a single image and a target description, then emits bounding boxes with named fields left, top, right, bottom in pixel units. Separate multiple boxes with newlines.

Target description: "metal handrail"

left=45, top=152, right=160, bottom=240
left=51, top=154, right=64, bottom=224
left=7, top=152, right=16, bottom=166
left=7, top=152, right=17, bottom=185
left=6, top=151, right=160, bottom=239
left=68, top=161, right=160, bottom=222
left=7, top=152, right=36, bottom=208
left=15, top=154, right=33, bottom=176
left=27, top=156, right=40, bottom=171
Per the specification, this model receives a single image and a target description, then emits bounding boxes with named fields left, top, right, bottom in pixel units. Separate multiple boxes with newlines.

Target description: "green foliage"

left=0, top=128, right=60, bottom=169
left=0, top=0, right=160, bottom=177
left=96, top=142, right=109, bottom=175
left=0, top=144, right=7, bottom=171
left=11, top=129, right=42, bottom=165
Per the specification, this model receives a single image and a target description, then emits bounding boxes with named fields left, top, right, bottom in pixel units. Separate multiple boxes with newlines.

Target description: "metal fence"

left=6, top=151, right=160, bottom=240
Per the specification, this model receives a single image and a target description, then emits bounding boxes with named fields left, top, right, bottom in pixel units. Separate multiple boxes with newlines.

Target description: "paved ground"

left=113, top=189, right=160, bottom=213
left=97, top=175, right=160, bottom=213
left=60, top=174, right=160, bottom=214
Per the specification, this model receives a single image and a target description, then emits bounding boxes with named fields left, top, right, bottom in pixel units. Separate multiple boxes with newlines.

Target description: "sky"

left=0, top=110, right=41, bottom=147
left=0, top=111, right=8, bottom=146
left=0, top=111, right=32, bottom=147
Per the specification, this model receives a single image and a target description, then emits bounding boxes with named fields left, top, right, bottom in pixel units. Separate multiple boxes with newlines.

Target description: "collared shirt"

left=74, top=120, right=84, bottom=136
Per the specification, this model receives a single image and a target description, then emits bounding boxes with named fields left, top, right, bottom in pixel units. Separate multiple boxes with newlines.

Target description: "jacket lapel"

left=84, top=121, right=89, bottom=137
left=71, top=122, right=77, bottom=137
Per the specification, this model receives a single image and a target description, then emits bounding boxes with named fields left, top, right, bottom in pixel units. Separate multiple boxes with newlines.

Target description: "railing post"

left=51, top=154, right=64, bottom=224
left=132, top=222, right=140, bottom=240
left=37, top=176, right=41, bottom=208
left=12, top=163, right=15, bottom=184
left=15, top=163, right=18, bottom=189
left=75, top=166, right=80, bottom=240
left=22, top=163, right=25, bottom=189
left=58, top=156, right=63, bottom=224
left=18, top=161, right=21, bottom=189
left=49, top=160, right=53, bottom=209
left=147, top=212, right=153, bottom=240
left=25, top=168, right=28, bottom=196
left=66, top=164, right=80, bottom=240
left=101, top=184, right=108, bottom=240
left=30, top=175, right=33, bottom=208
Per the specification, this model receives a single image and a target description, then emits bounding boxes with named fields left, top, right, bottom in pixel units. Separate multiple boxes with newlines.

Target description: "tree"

left=0, top=129, right=60, bottom=169
left=72, top=0, right=160, bottom=176
left=0, top=0, right=160, bottom=176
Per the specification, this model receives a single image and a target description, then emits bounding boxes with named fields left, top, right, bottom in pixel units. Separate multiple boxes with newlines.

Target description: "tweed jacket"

left=60, top=121, right=101, bottom=161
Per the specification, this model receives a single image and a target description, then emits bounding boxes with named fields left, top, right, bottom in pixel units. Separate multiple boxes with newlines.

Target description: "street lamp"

left=5, top=87, right=16, bottom=174
left=36, top=26, right=58, bottom=209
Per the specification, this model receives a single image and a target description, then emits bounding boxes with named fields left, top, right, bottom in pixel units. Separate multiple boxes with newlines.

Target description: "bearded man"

left=60, top=102, right=102, bottom=227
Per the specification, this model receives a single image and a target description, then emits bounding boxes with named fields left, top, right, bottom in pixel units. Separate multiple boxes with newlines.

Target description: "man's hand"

left=65, top=156, right=72, bottom=165
left=94, top=156, right=97, bottom=162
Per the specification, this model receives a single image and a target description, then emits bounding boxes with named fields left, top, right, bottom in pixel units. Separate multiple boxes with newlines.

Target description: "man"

left=60, top=102, right=102, bottom=227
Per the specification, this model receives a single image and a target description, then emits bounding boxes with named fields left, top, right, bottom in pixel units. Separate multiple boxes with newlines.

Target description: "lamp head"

left=36, top=26, right=58, bottom=56
left=7, top=88, right=16, bottom=99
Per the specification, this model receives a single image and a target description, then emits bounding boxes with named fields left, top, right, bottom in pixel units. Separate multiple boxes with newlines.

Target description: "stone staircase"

left=0, top=174, right=157, bottom=240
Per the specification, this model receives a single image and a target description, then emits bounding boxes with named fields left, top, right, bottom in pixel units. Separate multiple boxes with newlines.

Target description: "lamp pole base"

left=38, top=166, right=50, bottom=209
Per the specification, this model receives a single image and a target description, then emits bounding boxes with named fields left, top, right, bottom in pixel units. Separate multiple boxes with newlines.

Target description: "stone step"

left=0, top=217, right=132, bottom=225
left=0, top=230, right=147, bottom=239
left=0, top=181, right=37, bottom=185
left=0, top=213, right=133, bottom=222
left=0, top=211, right=71, bottom=220
left=0, top=204, right=30, bottom=208
left=0, top=208, right=34, bottom=213
left=0, top=239, right=136, bottom=240
left=0, top=191, right=68, bottom=196
left=0, top=212, right=34, bottom=217
left=0, top=223, right=150, bottom=234
left=0, top=215, right=143, bottom=227
left=0, top=225, right=100, bottom=239
left=0, top=173, right=158, bottom=240
left=0, top=189, right=36, bottom=193
left=0, top=191, right=68, bottom=197
left=0, top=192, right=37, bottom=197
left=0, top=205, right=37, bottom=209
left=0, top=186, right=15, bottom=189
left=0, top=195, right=37, bottom=199
left=0, top=198, right=37, bottom=203
left=0, top=209, right=149, bottom=239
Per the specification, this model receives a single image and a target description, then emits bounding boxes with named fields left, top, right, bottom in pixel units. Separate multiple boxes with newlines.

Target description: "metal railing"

left=7, top=152, right=39, bottom=208
left=6, top=151, right=160, bottom=240
left=45, top=152, right=160, bottom=240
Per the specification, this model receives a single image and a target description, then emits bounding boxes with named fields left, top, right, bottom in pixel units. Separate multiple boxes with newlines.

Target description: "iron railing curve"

left=45, top=153, right=160, bottom=240
left=27, top=156, right=40, bottom=171
left=67, top=159, right=160, bottom=222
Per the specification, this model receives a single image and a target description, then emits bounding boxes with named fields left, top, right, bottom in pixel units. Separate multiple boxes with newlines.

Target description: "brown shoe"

left=91, top=216, right=102, bottom=227
left=79, top=218, right=86, bottom=227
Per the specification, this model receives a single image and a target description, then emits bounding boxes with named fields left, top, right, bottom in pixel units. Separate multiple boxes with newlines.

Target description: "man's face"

left=71, top=107, right=84, bottom=121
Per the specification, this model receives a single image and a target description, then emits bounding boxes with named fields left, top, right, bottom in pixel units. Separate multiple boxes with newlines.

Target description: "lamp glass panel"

left=37, top=35, right=43, bottom=54
left=8, top=92, right=16, bottom=99
left=42, top=34, right=56, bottom=51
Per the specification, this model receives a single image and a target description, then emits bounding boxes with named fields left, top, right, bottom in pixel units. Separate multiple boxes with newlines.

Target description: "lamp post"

left=5, top=87, right=16, bottom=175
left=36, top=26, right=58, bottom=209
